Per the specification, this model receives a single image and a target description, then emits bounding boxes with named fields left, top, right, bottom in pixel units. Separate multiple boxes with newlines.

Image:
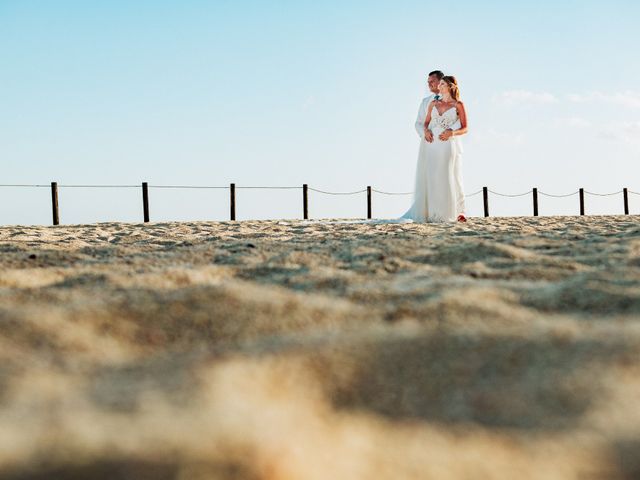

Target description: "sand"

left=1, top=215, right=639, bottom=479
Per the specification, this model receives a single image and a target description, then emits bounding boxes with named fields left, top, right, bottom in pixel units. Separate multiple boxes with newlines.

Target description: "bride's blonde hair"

left=442, top=76, right=461, bottom=101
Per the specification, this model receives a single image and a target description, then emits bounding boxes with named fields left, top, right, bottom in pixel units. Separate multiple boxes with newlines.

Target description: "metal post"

left=533, top=187, right=539, bottom=216
left=303, top=184, right=308, bottom=219
left=230, top=183, right=236, bottom=221
left=483, top=186, right=489, bottom=217
left=579, top=188, right=585, bottom=215
left=367, top=186, right=372, bottom=219
left=624, top=188, right=629, bottom=215
left=142, top=182, right=150, bottom=222
left=51, top=182, right=59, bottom=226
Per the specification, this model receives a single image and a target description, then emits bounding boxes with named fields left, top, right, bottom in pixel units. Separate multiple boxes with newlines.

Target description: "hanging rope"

left=372, top=189, right=412, bottom=195
left=60, top=184, right=140, bottom=188
left=488, top=189, right=533, bottom=197
left=584, top=190, right=623, bottom=197
left=235, top=186, right=300, bottom=190
left=538, top=190, right=580, bottom=198
left=308, top=187, right=367, bottom=195
left=0, top=184, right=49, bottom=187
left=150, top=185, right=228, bottom=189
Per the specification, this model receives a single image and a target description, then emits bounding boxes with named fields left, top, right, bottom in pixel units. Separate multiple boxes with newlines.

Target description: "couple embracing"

left=400, top=70, right=468, bottom=223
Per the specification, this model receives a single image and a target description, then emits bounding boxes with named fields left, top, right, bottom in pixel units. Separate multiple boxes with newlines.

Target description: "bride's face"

left=438, top=80, right=450, bottom=96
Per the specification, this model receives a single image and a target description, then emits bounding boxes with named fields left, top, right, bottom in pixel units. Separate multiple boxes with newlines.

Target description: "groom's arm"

left=414, top=97, right=429, bottom=137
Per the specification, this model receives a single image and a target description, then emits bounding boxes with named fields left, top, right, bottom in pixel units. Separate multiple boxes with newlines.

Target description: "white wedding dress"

left=400, top=103, right=465, bottom=223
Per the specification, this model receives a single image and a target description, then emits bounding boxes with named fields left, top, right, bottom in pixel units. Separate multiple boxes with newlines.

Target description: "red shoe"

left=457, top=214, right=467, bottom=223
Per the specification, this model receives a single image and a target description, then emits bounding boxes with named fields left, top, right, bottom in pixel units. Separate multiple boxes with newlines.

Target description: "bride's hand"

left=439, top=129, right=453, bottom=141
left=424, top=129, right=434, bottom=143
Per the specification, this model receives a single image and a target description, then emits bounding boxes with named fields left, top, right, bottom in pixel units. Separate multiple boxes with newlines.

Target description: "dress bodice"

left=428, top=103, right=460, bottom=132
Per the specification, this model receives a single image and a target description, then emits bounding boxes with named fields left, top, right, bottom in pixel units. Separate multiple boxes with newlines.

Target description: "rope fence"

left=0, top=183, right=638, bottom=225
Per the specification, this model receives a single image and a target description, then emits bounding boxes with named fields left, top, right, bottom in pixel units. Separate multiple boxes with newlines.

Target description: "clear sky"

left=1, top=0, right=639, bottom=225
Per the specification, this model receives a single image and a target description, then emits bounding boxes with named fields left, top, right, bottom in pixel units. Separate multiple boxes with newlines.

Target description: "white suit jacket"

left=414, top=94, right=438, bottom=138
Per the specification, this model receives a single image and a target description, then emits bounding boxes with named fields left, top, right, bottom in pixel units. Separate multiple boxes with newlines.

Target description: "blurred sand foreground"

left=1, top=216, right=639, bottom=479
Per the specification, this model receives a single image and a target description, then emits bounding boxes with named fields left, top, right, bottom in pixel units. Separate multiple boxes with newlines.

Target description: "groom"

left=414, top=70, right=443, bottom=138
left=414, top=70, right=467, bottom=222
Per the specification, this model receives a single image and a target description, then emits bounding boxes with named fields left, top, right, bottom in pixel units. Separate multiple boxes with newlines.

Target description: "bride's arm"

left=451, top=101, right=468, bottom=136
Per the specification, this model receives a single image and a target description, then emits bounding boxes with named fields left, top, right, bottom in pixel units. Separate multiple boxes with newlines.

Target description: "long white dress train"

left=400, top=104, right=466, bottom=223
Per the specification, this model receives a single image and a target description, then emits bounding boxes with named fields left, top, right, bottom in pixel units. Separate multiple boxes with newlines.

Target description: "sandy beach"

left=1, top=215, right=639, bottom=479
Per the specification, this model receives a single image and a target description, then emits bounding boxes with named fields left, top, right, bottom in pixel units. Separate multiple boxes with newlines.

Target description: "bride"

left=401, top=75, right=468, bottom=223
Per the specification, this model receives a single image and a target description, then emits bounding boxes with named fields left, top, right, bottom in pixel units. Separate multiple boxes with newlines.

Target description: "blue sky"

left=1, top=0, right=639, bottom=225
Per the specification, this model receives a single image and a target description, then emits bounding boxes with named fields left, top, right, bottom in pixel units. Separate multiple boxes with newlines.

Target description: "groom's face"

left=427, top=75, right=440, bottom=94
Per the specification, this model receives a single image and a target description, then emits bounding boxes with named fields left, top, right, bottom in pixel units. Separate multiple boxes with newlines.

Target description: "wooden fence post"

left=230, top=183, right=236, bottom=221
left=624, top=188, right=629, bottom=215
left=367, top=186, right=372, bottom=219
left=533, top=187, right=539, bottom=216
left=142, top=182, right=150, bottom=223
left=303, top=184, right=308, bottom=219
left=51, top=182, right=59, bottom=226
left=579, top=188, right=585, bottom=215
left=483, top=187, right=489, bottom=217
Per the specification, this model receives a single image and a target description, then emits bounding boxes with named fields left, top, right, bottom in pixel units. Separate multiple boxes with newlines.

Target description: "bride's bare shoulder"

left=455, top=100, right=466, bottom=111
